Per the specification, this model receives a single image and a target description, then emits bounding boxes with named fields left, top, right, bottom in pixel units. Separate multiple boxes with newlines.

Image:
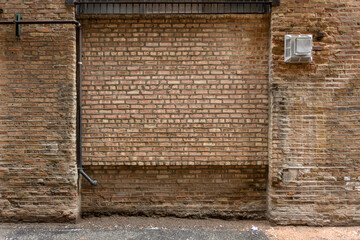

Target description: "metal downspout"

left=75, top=24, right=98, bottom=185
left=0, top=19, right=97, bottom=185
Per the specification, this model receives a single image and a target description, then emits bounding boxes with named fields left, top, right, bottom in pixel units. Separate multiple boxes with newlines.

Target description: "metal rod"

left=0, top=19, right=97, bottom=185
left=0, top=20, right=81, bottom=25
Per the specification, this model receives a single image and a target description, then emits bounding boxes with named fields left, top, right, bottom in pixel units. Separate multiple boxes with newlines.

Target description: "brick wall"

left=82, top=165, right=267, bottom=219
left=268, top=0, right=360, bottom=225
left=80, top=15, right=270, bottom=218
left=0, top=1, right=79, bottom=221
left=1, top=0, right=358, bottom=225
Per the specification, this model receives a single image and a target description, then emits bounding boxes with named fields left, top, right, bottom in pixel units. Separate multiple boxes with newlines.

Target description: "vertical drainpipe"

left=76, top=23, right=97, bottom=185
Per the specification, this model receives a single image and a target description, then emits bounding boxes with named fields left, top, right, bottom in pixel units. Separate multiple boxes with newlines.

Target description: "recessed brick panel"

left=79, top=14, right=269, bottom=219
left=81, top=15, right=269, bottom=166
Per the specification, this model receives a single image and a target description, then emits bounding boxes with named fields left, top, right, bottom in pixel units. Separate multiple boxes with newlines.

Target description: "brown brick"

left=0, top=1, right=78, bottom=222
left=268, top=0, right=360, bottom=226
left=82, top=165, right=267, bottom=219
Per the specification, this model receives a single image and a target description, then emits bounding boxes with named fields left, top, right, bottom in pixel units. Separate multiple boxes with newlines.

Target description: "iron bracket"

left=272, top=0, right=280, bottom=6
left=66, top=0, right=75, bottom=6
left=15, top=14, right=20, bottom=37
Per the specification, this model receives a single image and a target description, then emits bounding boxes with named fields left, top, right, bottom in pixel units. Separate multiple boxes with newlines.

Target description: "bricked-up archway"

left=80, top=15, right=269, bottom=218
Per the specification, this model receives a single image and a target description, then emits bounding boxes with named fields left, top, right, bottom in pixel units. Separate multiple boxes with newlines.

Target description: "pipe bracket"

left=15, top=14, right=20, bottom=37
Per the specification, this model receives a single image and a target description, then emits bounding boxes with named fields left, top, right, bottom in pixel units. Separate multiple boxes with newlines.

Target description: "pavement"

left=0, top=216, right=359, bottom=240
left=0, top=226, right=267, bottom=240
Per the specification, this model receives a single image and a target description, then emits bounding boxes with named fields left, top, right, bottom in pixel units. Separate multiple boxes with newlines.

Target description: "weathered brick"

left=1, top=0, right=358, bottom=226
left=0, top=1, right=78, bottom=222
left=82, top=165, right=267, bottom=219
left=268, top=0, right=360, bottom=226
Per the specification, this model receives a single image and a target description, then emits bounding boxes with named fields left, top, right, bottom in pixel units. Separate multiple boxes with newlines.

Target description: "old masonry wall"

left=0, top=1, right=79, bottom=221
left=268, top=0, right=360, bottom=225
left=0, top=0, right=359, bottom=226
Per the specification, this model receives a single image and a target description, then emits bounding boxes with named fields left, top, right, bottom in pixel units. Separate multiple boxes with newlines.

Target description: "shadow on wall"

left=81, top=164, right=268, bottom=220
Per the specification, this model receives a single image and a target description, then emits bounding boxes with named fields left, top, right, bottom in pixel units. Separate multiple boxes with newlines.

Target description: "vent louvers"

left=74, top=0, right=277, bottom=15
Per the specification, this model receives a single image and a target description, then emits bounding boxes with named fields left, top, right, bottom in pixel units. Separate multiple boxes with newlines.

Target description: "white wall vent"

left=284, top=34, right=313, bottom=63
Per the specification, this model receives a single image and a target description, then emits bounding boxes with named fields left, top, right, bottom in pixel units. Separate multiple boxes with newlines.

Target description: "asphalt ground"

left=0, top=226, right=267, bottom=240
left=0, top=216, right=359, bottom=240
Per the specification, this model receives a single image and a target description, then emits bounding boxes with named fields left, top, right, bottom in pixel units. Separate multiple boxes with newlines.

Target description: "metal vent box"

left=284, top=34, right=313, bottom=63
